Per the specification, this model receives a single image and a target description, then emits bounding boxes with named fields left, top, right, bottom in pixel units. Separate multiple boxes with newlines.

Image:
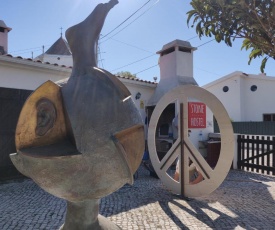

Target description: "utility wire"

left=134, top=64, right=158, bottom=75
left=194, top=67, right=220, bottom=76
left=187, top=35, right=198, bottom=41
left=111, top=54, right=156, bottom=72
left=9, top=46, right=43, bottom=53
left=196, top=39, right=215, bottom=47
left=109, top=38, right=154, bottom=54
left=100, top=0, right=160, bottom=43
left=9, top=48, right=42, bottom=56
left=100, top=0, right=153, bottom=40
left=110, top=35, right=197, bottom=53
left=9, top=45, right=51, bottom=56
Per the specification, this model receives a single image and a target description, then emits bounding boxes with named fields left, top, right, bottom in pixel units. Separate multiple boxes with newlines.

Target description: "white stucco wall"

left=203, top=72, right=242, bottom=121
left=242, top=75, right=275, bottom=121
left=203, top=72, right=275, bottom=122
left=176, top=49, right=193, bottom=78
left=37, top=54, right=73, bottom=67
left=159, top=48, right=194, bottom=80
left=0, top=56, right=71, bottom=90
left=159, top=51, right=177, bottom=80
left=121, top=79, right=156, bottom=123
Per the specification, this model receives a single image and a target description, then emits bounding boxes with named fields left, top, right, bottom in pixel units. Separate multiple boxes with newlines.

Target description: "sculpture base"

left=60, top=199, right=121, bottom=230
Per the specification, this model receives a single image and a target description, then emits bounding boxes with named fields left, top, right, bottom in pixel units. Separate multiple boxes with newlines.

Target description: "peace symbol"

left=148, top=85, right=234, bottom=197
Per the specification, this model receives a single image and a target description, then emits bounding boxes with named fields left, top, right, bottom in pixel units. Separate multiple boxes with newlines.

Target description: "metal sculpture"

left=10, top=1, right=145, bottom=229
left=148, top=85, right=234, bottom=197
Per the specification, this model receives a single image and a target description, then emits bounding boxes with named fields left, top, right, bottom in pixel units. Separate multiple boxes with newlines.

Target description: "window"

left=159, top=123, right=169, bottom=137
left=263, top=114, right=275, bottom=121
left=223, top=86, right=229, bottom=92
left=251, top=85, right=257, bottom=92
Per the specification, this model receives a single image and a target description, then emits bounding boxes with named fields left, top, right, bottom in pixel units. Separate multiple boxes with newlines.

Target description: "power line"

left=111, top=54, right=156, bottom=72
left=10, top=48, right=42, bottom=56
left=106, top=35, right=197, bottom=56
left=187, top=35, right=198, bottom=41
left=101, top=0, right=160, bottom=43
left=107, top=38, right=154, bottom=54
left=194, top=67, right=220, bottom=76
left=9, top=46, right=43, bottom=53
left=197, top=39, right=215, bottom=47
left=134, top=64, right=158, bottom=75
left=100, top=0, right=153, bottom=40
left=9, top=45, right=51, bottom=56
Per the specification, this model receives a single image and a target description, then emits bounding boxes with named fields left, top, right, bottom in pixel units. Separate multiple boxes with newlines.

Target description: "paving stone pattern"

left=0, top=167, right=274, bottom=230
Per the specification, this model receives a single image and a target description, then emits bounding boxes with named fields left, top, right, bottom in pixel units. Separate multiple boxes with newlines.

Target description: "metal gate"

left=237, top=135, right=275, bottom=175
left=0, top=87, right=32, bottom=179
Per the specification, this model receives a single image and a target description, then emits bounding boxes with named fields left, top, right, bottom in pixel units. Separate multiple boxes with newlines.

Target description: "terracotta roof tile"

left=116, top=75, right=156, bottom=84
left=1, top=53, right=72, bottom=69
left=0, top=53, right=155, bottom=84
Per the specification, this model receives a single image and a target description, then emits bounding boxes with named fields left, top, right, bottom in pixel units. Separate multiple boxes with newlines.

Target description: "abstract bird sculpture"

left=10, top=1, right=145, bottom=229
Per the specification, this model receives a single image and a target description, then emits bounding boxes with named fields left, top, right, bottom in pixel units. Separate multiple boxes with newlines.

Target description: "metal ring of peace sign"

left=148, top=85, right=234, bottom=197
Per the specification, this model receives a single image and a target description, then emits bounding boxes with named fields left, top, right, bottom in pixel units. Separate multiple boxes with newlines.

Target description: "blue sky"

left=2, top=0, right=274, bottom=86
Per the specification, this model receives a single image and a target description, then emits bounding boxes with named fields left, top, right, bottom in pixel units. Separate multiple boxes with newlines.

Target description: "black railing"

left=237, top=135, right=275, bottom=175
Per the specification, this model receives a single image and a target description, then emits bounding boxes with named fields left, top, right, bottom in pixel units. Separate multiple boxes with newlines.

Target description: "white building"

left=34, top=35, right=73, bottom=67
left=203, top=71, right=275, bottom=122
left=0, top=55, right=72, bottom=90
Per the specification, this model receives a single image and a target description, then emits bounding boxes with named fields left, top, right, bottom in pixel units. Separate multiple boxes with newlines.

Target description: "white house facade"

left=0, top=55, right=72, bottom=90
left=203, top=71, right=275, bottom=122
left=34, top=36, right=73, bottom=67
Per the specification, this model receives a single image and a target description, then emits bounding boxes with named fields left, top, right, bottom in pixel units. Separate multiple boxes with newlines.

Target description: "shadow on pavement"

left=101, top=167, right=275, bottom=229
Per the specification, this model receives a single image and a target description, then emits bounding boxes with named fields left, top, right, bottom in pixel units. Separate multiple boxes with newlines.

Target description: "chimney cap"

left=0, top=20, right=12, bottom=32
left=156, top=39, right=196, bottom=54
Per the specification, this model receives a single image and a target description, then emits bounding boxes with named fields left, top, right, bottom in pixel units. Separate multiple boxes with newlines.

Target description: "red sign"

left=188, top=102, right=206, bottom=128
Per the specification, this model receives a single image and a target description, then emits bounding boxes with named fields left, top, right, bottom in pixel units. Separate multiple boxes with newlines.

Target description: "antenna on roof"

left=60, top=27, right=63, bottom=37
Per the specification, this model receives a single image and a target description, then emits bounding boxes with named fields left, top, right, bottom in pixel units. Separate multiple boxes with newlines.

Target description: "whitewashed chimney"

left=147, top=39, right=197, bottom=106
left=0, top=20, right=12, bottom=54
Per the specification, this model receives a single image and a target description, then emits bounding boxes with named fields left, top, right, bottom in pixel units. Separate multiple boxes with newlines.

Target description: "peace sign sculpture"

left=148, top=85, right=234, bottom=197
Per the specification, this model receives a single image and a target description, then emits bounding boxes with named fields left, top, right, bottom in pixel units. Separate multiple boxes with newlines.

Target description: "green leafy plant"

left=187, top=0, right=275, bottom=72
left=116, top=71, right=137, bottom=79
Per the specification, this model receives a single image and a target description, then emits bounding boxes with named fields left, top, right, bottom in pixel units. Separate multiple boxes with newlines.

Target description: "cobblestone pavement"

left=0, top=167, right=274, bottom=230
